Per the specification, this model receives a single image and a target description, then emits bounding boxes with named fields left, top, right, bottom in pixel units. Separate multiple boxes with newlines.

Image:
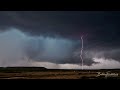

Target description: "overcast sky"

left=0, top=11, right=120, bottom=69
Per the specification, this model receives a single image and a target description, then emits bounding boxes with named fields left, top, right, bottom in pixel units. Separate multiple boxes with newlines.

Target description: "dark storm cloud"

left=0, top=11, right=100, bottom=36
left=0, top=11, right=120, bottom=45
left=0, top=11, right=106, bottom=35
left=0, top=11, right=120, bottom=67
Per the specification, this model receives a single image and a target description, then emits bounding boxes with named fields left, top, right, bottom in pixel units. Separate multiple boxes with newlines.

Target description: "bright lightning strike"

left=80, top=35, right=84, bottom=70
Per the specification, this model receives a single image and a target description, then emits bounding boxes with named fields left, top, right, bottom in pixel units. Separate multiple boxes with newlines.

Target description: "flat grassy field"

left=0, top=67, right=120, bottom=79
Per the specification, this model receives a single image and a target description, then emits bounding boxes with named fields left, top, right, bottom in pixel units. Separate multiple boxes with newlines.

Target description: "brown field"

left=0, top=67, right=120, bottom=79
left=0, top=71, right=98, bottom=79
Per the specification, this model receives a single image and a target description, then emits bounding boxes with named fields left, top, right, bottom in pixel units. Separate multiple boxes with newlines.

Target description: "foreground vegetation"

left=0, top=67, right=120, bottom=79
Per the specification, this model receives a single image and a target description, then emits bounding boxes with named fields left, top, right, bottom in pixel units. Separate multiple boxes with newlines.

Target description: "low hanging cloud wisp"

left=27, top=58, right=120, bottom=69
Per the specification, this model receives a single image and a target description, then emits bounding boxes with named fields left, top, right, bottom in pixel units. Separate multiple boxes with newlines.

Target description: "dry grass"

left=0, top=70, right=120, bottom=79
left=0, top=71, right=80, bottom=79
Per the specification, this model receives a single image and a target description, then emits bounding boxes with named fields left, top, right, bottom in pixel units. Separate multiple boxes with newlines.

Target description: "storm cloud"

left=0, top=11, right=120, bottom=69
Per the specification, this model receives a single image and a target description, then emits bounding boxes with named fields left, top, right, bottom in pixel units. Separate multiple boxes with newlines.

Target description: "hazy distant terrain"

left=0, top=67, right=120, bottom=79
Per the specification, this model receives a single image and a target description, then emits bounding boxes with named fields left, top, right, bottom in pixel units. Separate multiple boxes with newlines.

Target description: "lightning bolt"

left=80, top=35, right=84, bottom=70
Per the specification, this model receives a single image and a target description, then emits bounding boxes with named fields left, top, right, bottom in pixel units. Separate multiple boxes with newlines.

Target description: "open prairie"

left=0, top=67, right=120, bottom=79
